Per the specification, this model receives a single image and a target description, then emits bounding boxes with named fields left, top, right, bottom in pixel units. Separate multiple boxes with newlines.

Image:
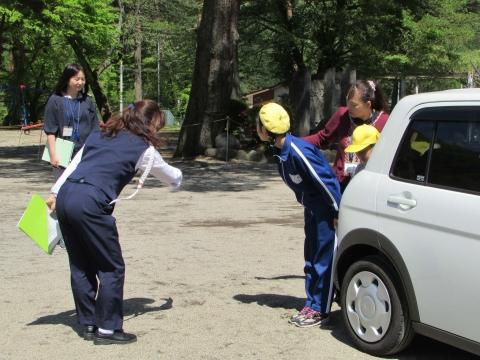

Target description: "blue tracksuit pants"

left=303, top=207, right=336, bottom=314
left=56, top=180, right=125, bottom=330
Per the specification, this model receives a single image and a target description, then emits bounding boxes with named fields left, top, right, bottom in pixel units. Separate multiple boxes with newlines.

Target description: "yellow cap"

left=259, top=103, right=290, bottom=134
left=345, top=124, right=380, bottom=153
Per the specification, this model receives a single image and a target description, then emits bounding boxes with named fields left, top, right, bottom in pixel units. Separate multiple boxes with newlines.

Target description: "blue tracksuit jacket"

left=275, top=133, right=341, bottom=214
left=274, top=133, right=341, bottom=313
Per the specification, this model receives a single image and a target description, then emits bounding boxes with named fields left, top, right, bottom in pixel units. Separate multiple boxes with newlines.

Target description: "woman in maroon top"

left=303, top=80, right=389, bottom=191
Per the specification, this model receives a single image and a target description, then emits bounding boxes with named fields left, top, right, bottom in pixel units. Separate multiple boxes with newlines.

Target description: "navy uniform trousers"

left=303, top=206, right=336, bottom=314
left=56, top=179, right=124, bottom=330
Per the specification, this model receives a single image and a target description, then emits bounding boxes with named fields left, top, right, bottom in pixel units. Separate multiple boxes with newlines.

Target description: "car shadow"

left=327, top=311, right=478, bottom=359
left=26, top=297, right=173, bottom=337
left=233, top=292, right=478, bottom=359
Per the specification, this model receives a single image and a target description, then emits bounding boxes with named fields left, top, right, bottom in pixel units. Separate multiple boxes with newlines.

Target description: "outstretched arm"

left=136, top=148, right=182, bottom=188
left=303, top=107, right=346, bottom=148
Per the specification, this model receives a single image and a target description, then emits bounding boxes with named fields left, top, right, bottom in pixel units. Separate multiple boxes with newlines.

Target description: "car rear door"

left=376, top=106, right=480, bottom=342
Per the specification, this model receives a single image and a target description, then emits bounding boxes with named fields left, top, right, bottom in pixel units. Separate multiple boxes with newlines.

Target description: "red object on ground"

left=21, top=123, right=44, bottom=130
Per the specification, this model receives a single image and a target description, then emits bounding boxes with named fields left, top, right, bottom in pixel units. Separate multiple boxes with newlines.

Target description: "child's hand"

left=46, top=194, right=56, bottom=212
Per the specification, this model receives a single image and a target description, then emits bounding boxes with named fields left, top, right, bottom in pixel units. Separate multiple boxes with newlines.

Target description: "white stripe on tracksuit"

left=325, top=234, right=338, bottom=312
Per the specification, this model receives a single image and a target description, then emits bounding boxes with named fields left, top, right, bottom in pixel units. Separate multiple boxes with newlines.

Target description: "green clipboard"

left=17, top=194, right=62, bottom=255
left=42, top=138, right=75, bottom=168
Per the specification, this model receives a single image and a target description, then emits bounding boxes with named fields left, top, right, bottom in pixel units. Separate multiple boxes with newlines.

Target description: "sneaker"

left=288, top=306, right=313, bottom=324
left=294, top=311, right=329, bottom=328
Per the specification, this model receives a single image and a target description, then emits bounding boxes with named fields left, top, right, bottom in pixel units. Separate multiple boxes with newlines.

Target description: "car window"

left=391, top=120, right=435, bottom=183
left=429, top=121, right=480, bottom=193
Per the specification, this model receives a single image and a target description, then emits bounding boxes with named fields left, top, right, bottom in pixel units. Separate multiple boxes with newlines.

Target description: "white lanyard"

left=109, top=146, right=155, bottom=205
left=371, top=111, right=383, bottom=126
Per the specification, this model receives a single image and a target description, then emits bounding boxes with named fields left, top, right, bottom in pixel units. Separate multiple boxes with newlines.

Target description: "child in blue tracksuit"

left=257, top=103, right=341, bottom=327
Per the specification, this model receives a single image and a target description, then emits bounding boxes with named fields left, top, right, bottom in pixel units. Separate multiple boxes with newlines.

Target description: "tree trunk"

left=6, top=39, right=26, bottom=125
left=284, top=0, right=311, bottom=137
left=175, top=0, right=240, bottom=158
left=0, top=15, right=7, bottom=72
left=28, top=68, right=46, bottom=123
left=339, top=68, right=356, bottom=106
left=134, top=1, right=142, bottom=101
left=67, top=36, right=111, bottom=121
left=322, top=67, right=337, bottom=121
left=391, top=79, right=399, bottom=109
left=309, top=78, right=324, bottom=131
left=289, top=66, right=311, bottom=136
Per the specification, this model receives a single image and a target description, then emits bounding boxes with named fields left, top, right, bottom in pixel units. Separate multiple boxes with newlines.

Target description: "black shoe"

left=93, top=330, right=137, bottom=345
left=83, top=325, right=97, bottom=341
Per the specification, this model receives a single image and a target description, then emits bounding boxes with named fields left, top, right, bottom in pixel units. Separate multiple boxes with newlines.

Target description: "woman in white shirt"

left=47, top=100, right=182, bottom=345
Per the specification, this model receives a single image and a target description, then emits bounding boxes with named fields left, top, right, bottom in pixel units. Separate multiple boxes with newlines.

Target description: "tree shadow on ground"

left=144, top=159, right=280, bottom=193
left=0, top=145, right=53, bottom=184
left=1, top=144, right=279, bottom=193
left=27, top=297, right=173, bottom=337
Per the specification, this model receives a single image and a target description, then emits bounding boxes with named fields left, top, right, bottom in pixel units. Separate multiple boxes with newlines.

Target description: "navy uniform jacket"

left=51, top=129, right=182, bottom=202
left=43, top=94, right=99, bottom=152
left=275, top=133, right=341, bottom=215
left=67, top=129, right=148, bottom=202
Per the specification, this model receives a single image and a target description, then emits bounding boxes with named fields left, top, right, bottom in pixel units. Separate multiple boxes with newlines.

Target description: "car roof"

left=396, top=88, right=480, bottom=110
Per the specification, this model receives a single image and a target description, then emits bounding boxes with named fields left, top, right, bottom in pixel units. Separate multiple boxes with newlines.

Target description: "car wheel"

left=340, top=255, right=414, bottom=356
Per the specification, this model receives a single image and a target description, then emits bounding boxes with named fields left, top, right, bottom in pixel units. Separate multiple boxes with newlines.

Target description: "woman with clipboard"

left=47, top=100, right=182, bottom=344
left=43, top=64, right=99, bottom=178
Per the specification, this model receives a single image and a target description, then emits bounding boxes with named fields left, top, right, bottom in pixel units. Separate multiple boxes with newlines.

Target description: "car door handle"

left=387, top=195, right=417, bottom=209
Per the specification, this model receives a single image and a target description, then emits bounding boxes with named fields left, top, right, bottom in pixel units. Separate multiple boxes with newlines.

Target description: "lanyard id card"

left=62, top=126, right=73, bottom=137
left=344, top=146, right=360, bottom=176
left=344, top=162, right=358, bottom=176
left=63, top=97, right=81, bottom=141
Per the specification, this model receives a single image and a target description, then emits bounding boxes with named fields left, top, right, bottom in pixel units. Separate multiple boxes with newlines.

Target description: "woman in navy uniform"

left=47, top=100, right=182, bottom=344
left=43, top=64, right=99, bottom=178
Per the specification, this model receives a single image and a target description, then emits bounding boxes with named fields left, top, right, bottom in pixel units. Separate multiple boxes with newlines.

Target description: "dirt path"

left=0, top=130, right=473, bottom=359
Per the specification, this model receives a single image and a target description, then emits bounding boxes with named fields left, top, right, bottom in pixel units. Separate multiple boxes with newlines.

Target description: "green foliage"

left=383, top=1, right=479, bottom=76
left=117, top=0, right=199, bottom=119
left=48, top=0, right=118, bottom=58
left=0, top=0, right=118, bottom=124
left=1, top=0, right=478, bottom=125
left=0, top=0, right=199, bottom=124
left=239, top=0, right=480, bottom=95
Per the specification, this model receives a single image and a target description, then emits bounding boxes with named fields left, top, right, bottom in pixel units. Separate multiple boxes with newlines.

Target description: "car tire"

left=340, top=255, right=414, bottom=356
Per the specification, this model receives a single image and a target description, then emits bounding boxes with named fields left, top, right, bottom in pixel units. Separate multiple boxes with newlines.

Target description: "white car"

left=335, top=88, right=480, bottom=356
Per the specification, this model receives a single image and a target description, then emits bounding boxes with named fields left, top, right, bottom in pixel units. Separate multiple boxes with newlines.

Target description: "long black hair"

left=54, top=64, right=88, bottom=98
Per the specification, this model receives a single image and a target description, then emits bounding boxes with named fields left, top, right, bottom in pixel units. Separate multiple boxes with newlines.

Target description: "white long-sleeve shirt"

left=51, top=146, right=182, bottom=197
